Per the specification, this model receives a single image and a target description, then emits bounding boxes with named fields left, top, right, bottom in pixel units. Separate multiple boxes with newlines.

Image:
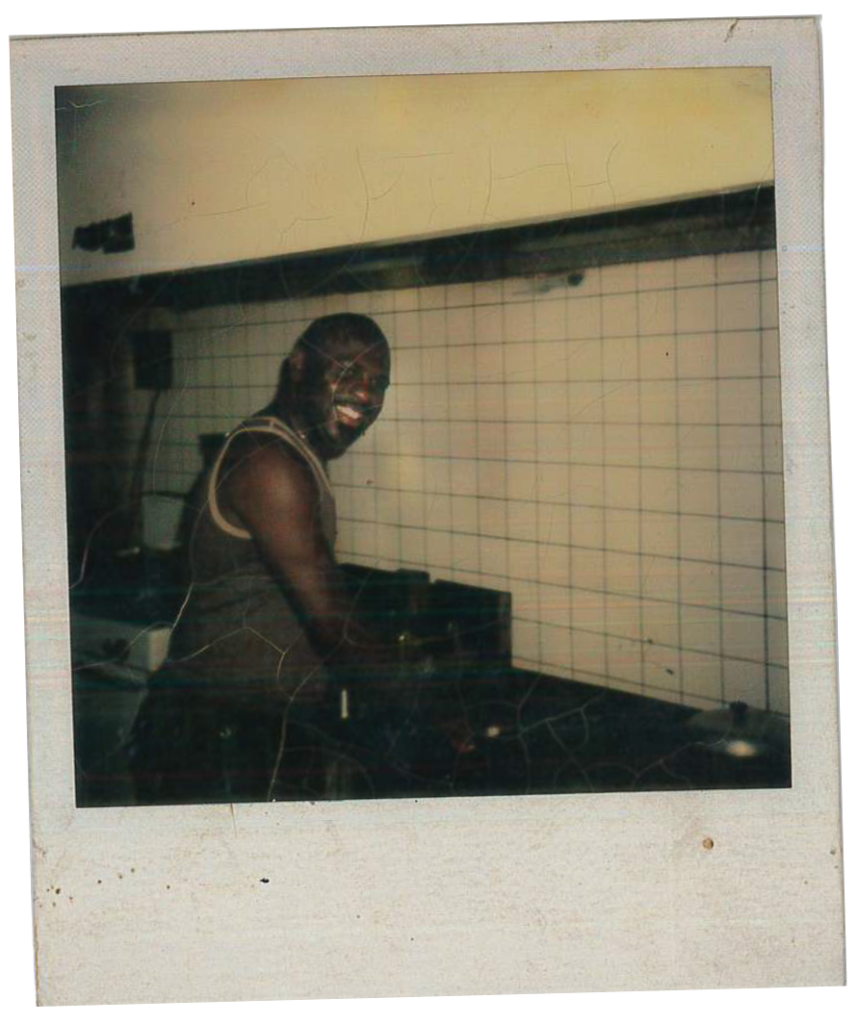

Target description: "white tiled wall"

left=128, top=249, right=787, bottom=714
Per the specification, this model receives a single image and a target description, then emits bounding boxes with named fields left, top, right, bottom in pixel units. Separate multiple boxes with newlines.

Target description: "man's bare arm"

left=222, top=438, right=387, bottom=665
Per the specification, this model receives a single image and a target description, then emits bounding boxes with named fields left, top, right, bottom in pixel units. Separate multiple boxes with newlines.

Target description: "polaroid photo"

left=10, top=16, right=844, bottom=1006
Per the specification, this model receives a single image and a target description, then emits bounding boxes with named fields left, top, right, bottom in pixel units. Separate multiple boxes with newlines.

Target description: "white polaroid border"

left=11, top=17, right=843, bottom=1006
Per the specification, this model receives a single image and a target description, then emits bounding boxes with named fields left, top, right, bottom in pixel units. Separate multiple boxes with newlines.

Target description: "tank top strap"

left=207, top=416, right=332, bottom=541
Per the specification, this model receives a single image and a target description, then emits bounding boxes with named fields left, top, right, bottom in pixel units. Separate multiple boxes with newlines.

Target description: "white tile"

left=423, top=421, right=450, bottom=458
left=604, top=424, right=639, bottom=466
left=447, top=305, right=475, bottom=345
left=534, top=341, right=568, bottom=382
left=676, top=286, right=716, bottom=333
left=766, top=567, right=788, bottom=620
left=568, top=382, right=608, bottom=422
left=602, top=293, right=637, bottom=339
left=424, top=458, right=452, bottom=496
left=506, top=421, right=538, bottom=461
left=473, top=303, right=504, bottom=343
left=479, top=535, right=508, bottom=577
left=677, top=469, right=718, bottom=516
left=451, top=532, right=480, bottom=572
left=537, top=463, right=570, bottom=502
left=450, top=459, right=478, bottom=497
left=569, top=585, right=606, bottom=631
left=569, top=465, right=605, bottom=507
left=677, top=332, right=716, bottom=379
left=605, top=592, right=642, bottom=636
left=720, top=425, right=764, bottom=473
left=540, top=584, right=572, bottom=626
left=512, top=617, right=540, bottom=662
left=639, top=335, right=676, bottom=379
left=641, top=468, right=678, bottom=513
left=444, top=384, right=473, bottom=421
left=570, top=628, right=606, bottom=677
left=638, top=290, right=675, bottom=336
left=766, top=616, right=789, bottom=667
left=640, top=599, right=680, bottom=647
left=507, top=500, right=539, bottom=541
left=505, top=382, right=536, bottom=422
left=537, top=423, right=570, bottom=460
left=679, top=559, right=720, bottom=607
left=720, top=472, right=763, bottom=519
left=534, top=299, right=566, bottom=341
left=638, top=557, right=679, bottom=602
left=763, top=425, right=783, bottom=473
left=507, top=461, right=538, bottom=501
left=567, top=339, right=602, bottom=381
left=449, top=422, right=477, bottom=459
left=678, top=424, right=719, bottom=471
left=605, top=550, right=640, bottom=596
left=398, top=491, right=425, bottom=528
left=717, top=282, right=762, bottom=332
left=604, top=466, right=640, bottom=508
left=375, top=488, right=400, bottom=525
left=455, top=346, right=477, bottom=384
left=720, top=566, right=766, bottom=616
left=719, top=379, right=762, bottom=425
left=398, top=456, right=426, bottom=494
left=540, top=623, right=572, bottom=671
left=425, top=492, right=452, bottom=530
left=765, top=520, right=787, bottom=571
left=508, top=539, right=539, bottom=581
left=601, top=338, right=637, bottom=383
left=643, top=647, right=683, bottom=696
left=539, top=543, right=570, bottom=587
left=767, top=666, right=790, bottom=715
left=477, top=422, right=506, bottom=461
left=569, top=422, right=603, bottom=463
left=762, top=378, right=783, bottom=425
left=478, top=497, right=507, bottom=537
left=676, top=255, right=716, bottom=287
left=566, top=296, right=600, bottom=340
left=505, top=301, right=534, bottom=343
left=475, top=344, right=504, bottom=383
left=722, top=612, right=766, bottom=661
left=761, top=280, right=780, bottom=329
left=570, top=505, right=604, bottom=549
left=538, top=502, right=571, bottom=545
left=678, top=380, right=718, bottom=426
left=504, top=342, right=535, bottom=380
left=476, top=382, right=505, bottom=420
left=718, top=331, right=761, bottom=378
left=765, top=474, right=785, bottom=521
left=602, top=382, right=639, bottom=424
left=640, top=424, right=677, bottom=469
left=394, top=310, right=422, bottom=347
left=640, top=381, right=677, bottom=424
left=600, top=262, right=638, bottom=294
left=716, top=516, right=761, bottom=573
left=681, top=649, right=723, bottom=703
left=760, top=250, right=778, bottom=279
left=641, top=512, right=678, bottom=557
left=606, top=635, right=643, bottom=684
left=637, top=258, right=676, bottom=292
left=536, top=382, right=569, bottom=422
left=426, top=529, right=453, bottom=569
left=680, top=514, right=719, bottom=562
left=419, top=284, right=448, bottom=310
left=478, top=460, right=507, bottom=499
left=722, top=657, right=767, bottom=708
left=716, top=250, right=760, bottom=284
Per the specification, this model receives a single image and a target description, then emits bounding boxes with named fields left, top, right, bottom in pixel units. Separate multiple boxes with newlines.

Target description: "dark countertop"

left=73, top=661, right=791, bottom=806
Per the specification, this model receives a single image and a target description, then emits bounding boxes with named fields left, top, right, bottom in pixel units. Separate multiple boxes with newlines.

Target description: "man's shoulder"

left=224, top=428, right=319, bottom=494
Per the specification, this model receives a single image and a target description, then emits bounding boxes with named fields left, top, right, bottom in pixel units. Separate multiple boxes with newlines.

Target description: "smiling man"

left=129, top=313, right=395, bottom=802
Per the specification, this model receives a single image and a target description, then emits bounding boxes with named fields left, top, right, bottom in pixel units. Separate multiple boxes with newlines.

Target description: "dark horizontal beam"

left=63, top=185, right=775, bottom=315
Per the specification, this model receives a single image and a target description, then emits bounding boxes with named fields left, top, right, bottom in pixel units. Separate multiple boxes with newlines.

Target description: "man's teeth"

left=338, top=404, right=363, bottom=423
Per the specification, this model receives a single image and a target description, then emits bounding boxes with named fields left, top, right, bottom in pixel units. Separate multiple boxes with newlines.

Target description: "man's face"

left=294, top=336, right=391, bottom=460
